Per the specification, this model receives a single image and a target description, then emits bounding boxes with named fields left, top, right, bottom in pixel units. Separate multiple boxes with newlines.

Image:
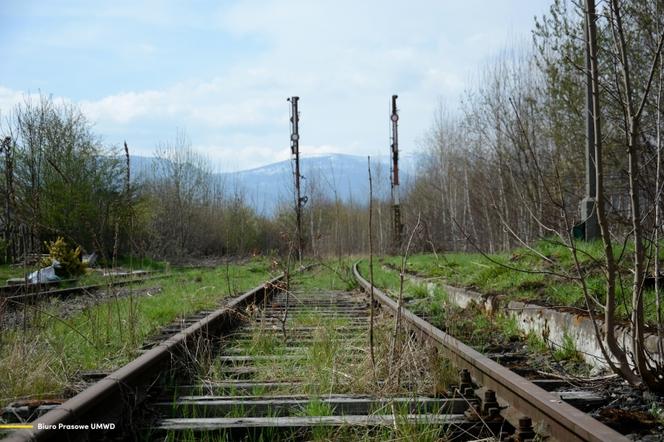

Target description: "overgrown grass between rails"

left=206, top=307, right=457, bottom=399
left=300, top=400, right=450, bottom=442
left=190, top=266, right=464, bottom=441
left=292, top=258, right=358, bottom=291
left=203, top=314, right=460, bottom=440
left=191, top=265, right=464, bottom=441
left=297, top=397, right=335, bottom=441
left=0, top=257, right=275, bottom=408
left=163, top=428, right=284, bottom=442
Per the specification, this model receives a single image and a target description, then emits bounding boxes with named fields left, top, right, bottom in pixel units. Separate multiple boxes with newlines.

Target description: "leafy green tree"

left=1, top=94, right=130, bottom=260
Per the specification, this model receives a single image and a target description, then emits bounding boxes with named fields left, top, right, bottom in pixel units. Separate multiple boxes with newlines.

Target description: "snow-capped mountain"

left=224, top=153, right=417, bottom=215
left=131, top=153, right=418, bottom=216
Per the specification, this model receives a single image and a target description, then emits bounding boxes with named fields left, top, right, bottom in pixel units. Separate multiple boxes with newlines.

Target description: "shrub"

left=40, top=237, right=86, bottom=278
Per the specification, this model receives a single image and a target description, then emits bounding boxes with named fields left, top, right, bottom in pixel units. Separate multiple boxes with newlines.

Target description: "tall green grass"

left=371, top=240, right=663, bottom=322
left=0, top=258, right=274, bottom=407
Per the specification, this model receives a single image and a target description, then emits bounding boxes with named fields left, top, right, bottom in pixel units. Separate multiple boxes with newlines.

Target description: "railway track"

left=147, top=284, right=509, bottom=441
left=0, top=273, right=171, bottom=309
left=1, top=265, right=630, bottom=441
left=351, top=263, right=628, bottom=442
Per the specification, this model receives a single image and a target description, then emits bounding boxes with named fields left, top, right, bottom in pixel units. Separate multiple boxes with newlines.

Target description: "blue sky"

left=0, top=0, right=552, bottom=172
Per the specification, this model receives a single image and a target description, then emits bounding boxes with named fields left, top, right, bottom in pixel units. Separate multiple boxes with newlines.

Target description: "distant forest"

left=1, top=0, right=663, bottom=262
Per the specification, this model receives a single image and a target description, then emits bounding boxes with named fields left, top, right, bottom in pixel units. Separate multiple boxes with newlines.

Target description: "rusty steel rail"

left=352, top=261, right=628, bottom=442
left=1, top=273, right=172, bottom=306
left=3, top=273, right=285, bottom=442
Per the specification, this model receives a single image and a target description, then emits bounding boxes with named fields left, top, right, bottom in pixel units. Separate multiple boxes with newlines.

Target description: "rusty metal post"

left=288, top=97, right=304, bottom=261
left=390, top=95, right=402, bottom=251
left=580, top=0, right=600, bottom=241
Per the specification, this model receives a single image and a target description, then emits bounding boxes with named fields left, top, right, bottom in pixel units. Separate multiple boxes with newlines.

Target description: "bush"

left=40, top=237, right=86, bottom=278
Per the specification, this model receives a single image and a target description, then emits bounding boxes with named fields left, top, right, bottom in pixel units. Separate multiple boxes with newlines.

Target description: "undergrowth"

left=372, top=242, right=662, bottom=323
left=357, top=259, right=592, bottom=374
left=0, top=257, right=274, bottom=408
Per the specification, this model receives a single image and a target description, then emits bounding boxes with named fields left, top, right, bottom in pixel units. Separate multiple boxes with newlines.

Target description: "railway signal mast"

left=288, top=96, right=304, bottom=261
left=390, top=95, right=402, bottom=250
left=580, top=0, right=600, bottom=241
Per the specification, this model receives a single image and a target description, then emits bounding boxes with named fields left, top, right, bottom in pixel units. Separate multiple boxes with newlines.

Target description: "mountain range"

left=131, top=153, right=418, bottom=216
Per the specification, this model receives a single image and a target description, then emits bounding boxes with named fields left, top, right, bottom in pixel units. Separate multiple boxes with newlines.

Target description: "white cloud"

left=81, top=90, right=166, bottom=124
left=0, top=87, right=76, bottom=118
left=0, top=87, right=26, bottom=114
left=2, top=0, right=551, bottom=170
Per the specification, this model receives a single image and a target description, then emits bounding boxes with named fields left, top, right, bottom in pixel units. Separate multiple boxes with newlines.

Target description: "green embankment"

left=0, top=257, right=274, bottom=407
left=361, top=240, right=662, bottom=323
left=357, top=251, right=592, bottom=371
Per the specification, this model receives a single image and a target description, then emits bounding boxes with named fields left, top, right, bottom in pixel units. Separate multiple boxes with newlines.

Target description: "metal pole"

left=390, top=95, right=402, bottom=250
left=580, top=0, right=600, bottom=241
left=2, top=137, right=13, bottom=263
left=288, top=96, right=303, bottom=261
